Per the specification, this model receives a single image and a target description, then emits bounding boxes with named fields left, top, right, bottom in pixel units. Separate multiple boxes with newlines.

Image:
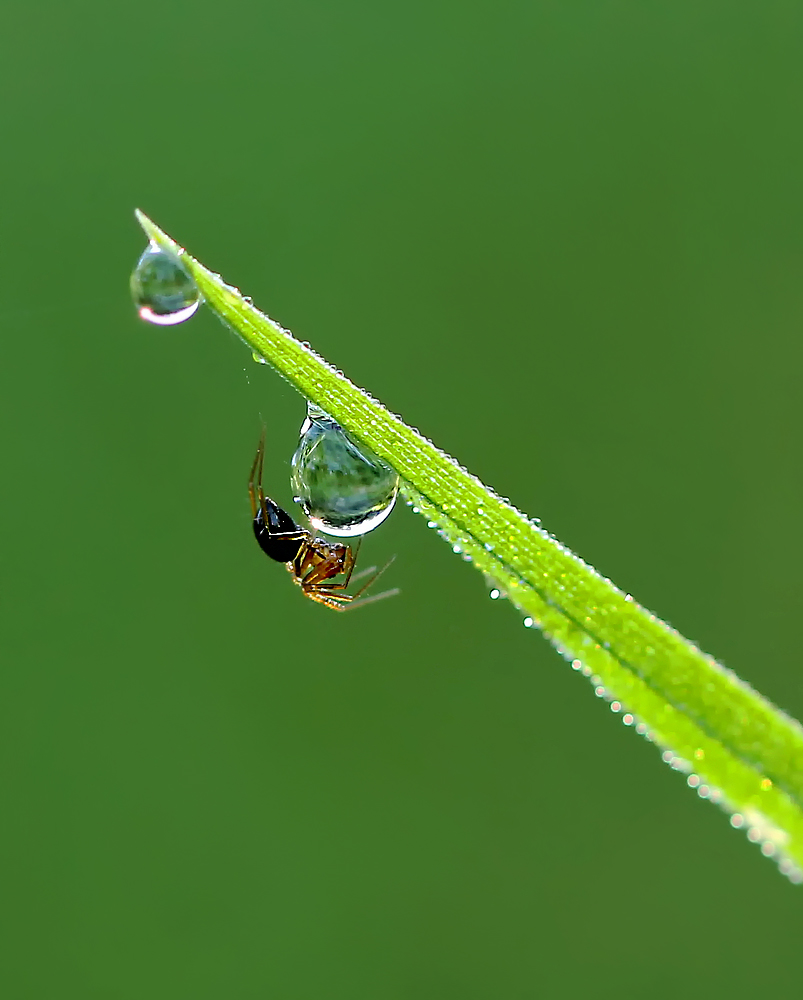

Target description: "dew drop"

left=252, top=352, right=268, bottom=364
left=130, top=243, right=201, bottom=325
left=290, top=403, right=399, bottom=537
left=489, top=589, right=501, bottom=600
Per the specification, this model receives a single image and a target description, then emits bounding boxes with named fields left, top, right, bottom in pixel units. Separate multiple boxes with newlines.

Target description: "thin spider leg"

left=308, top=581, right=400, bottom=611
left=307, top=554, right=396, bottom=604
left=346, top=586, right=401, bottom=610
left=348, top=555, right=396, bottom=600
left=339, top=539, right=360, bottom=589
left=304, top=539, right=360, bottom=591
left=248, top=429, right=268, bottom=520
left=346, top=564, right=378, bottom=585
left=303, top=591, right=352, bottom=611
left=301, top=557, right=346, bottom=589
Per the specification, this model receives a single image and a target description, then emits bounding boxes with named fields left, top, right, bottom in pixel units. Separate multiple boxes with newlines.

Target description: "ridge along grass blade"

left=135, top=209, right=803, bottom=882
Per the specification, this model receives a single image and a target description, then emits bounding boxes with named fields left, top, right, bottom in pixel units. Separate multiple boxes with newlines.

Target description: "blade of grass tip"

left=134, top=209, right=803, bottom=881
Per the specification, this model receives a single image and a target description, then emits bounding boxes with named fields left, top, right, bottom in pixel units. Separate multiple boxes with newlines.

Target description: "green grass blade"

left=135, top=209, right=803, bottom=881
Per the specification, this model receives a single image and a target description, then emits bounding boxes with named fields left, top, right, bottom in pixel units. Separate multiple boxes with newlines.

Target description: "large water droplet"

left=290, top=404, right=399, bottom=537
left=130, top=243, right=201, bottom=325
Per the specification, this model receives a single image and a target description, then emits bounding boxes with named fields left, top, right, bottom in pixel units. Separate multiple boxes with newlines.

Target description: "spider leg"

left=347, top=564, right=379, bottom=584
left=348, top=555, right=396, bottom=600
left=309, top=577, right=400, bottom=611
left=248, top=428, right=267, bottom=520
left=299, top=538, right=362, bottom=592
left=345, top=586, right=401, bottom=610
left=294, top=539, right=321, bottom=581
left=304, top=555, right=398, bottom=609
left=339, top=538, right=360, bottom=589
left=302, top=590, right=352, bottom=612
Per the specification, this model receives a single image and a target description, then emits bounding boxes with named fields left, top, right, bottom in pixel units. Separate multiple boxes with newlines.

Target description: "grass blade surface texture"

left=135, top=209, right=803, bottom=882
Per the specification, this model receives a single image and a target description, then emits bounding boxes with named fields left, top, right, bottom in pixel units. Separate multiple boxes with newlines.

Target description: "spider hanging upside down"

left=248, top=431, right=397, bottom=611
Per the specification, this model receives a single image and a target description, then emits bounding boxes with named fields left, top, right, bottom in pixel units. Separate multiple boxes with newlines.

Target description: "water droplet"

left=489, top=589, right=501, bottom=600
left=252, top=352, right=268, bottom=364
left=290, top=403, right=399, bottom=537
left=523, top=617, right=534, bottom=628
left=130, top=243, right=201, bottom=325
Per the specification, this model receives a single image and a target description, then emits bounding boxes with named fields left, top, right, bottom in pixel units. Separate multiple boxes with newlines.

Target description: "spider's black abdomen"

left=254, top=500, right=306, bottom=563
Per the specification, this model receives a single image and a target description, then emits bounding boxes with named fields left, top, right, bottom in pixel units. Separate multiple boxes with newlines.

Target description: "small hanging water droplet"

left=252, top=351, right=268, bottom=364
left=290, top=403, right=399, bottom=537
left=130, top=243, right=201, bottom=325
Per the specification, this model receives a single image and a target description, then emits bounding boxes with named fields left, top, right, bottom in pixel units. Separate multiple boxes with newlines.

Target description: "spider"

left=248, top=431, right=396, bottom=611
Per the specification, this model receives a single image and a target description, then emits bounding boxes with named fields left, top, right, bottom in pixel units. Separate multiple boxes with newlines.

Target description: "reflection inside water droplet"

left=290, top=403, right=399, bottom=537
left=130, top=243, right=201, bottom=325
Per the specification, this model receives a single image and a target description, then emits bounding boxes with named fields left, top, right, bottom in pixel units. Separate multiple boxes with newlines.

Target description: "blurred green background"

left=2, top=1, right=802, bottom=996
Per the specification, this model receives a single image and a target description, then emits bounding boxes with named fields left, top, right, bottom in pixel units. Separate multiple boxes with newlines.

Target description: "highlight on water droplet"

left=130, top=243, right=201, bottom=325
left=291, top=403, right=399, bottom=537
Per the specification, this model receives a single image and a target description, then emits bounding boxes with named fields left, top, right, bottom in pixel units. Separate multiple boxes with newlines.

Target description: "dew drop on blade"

left=290, top=403, right=399, bottom=537
left=130, top=243, right=201, bottom=326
